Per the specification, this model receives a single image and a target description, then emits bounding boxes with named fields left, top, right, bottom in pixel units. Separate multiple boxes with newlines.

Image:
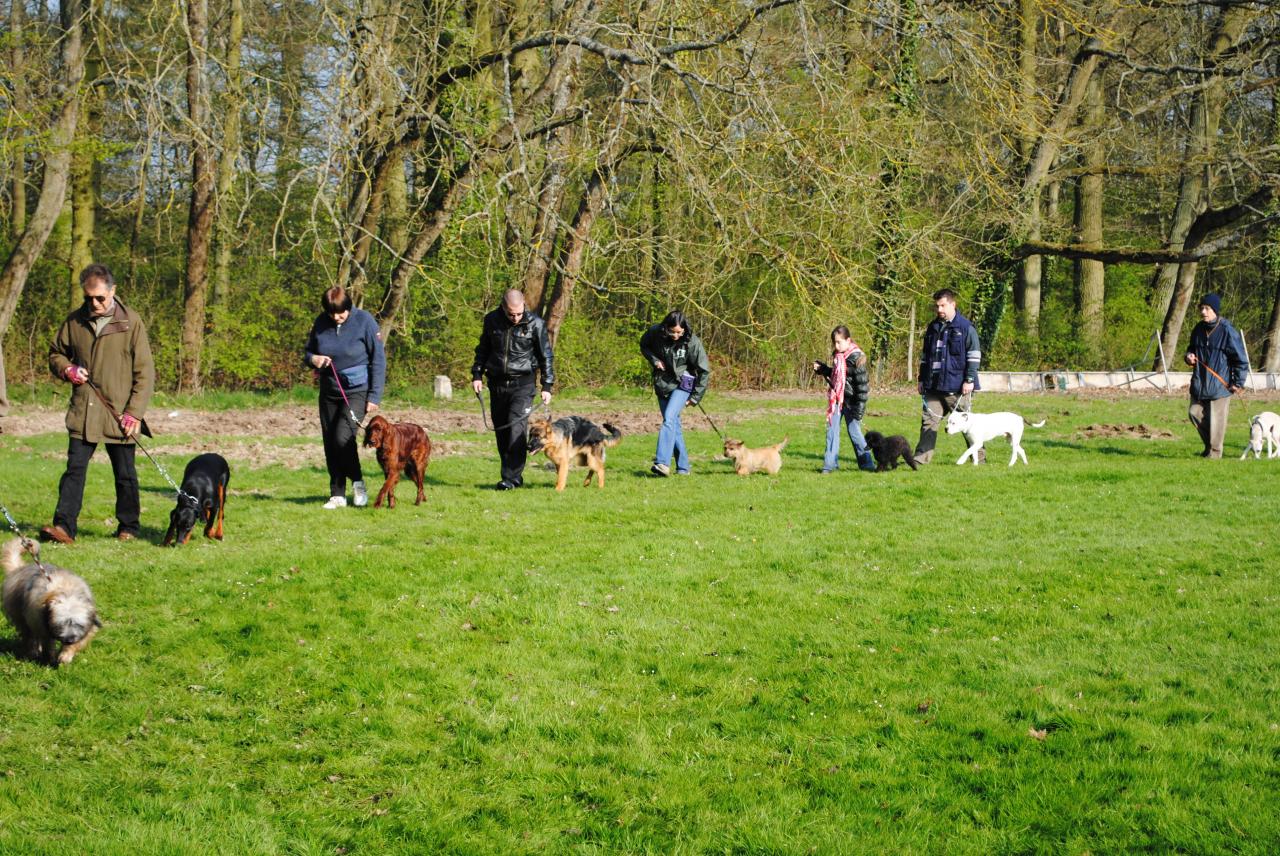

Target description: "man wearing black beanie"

left=1184, top=293, right=1249, bottom=459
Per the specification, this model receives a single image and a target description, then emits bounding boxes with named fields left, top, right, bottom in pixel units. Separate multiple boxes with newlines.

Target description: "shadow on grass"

left=1037, top=439, right=1140, bottom=456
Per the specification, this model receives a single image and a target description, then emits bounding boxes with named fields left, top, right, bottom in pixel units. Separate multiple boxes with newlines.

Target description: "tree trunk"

left=1149, top=6, right=1254, bottom=320
left=521, top=67, right=578, bottom=311
left=1261, top=264, right=1280, bottom=372
left=1074, top=72, right=1105, bottom=357
left=8, top=0, right=27, bottom=238
left=69, top=0, right=101, bottom=308
left=180, top=0, right=216, bottom=392
left=212, top=0, right=244, bottom=306
left=544, top=168, right=609, bottom=346
left=1013, top=0, right=1041, bottom=338
left=868, top=0, right=919, bottom=382
left=127, top=134, right=151, bottom=288
left=0, top=0, right=85, bottom=346
left=1261, top=62, right=1280, bottom=373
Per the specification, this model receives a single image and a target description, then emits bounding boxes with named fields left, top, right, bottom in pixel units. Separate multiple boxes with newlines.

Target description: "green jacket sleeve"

left=689, top=336, right=711, bottom=404
left=125, top=316, right=155, bottom=419
left=49, top=319, right=76, bottom=380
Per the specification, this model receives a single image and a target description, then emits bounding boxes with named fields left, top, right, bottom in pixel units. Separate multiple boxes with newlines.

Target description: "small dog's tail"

left=2, top=537, right=37, bottom=575
left=776, top=436, right=790, bottom=451
left=602, top=423, right=623, bottom=447
left=1029, top=419, right=1047, bottom=428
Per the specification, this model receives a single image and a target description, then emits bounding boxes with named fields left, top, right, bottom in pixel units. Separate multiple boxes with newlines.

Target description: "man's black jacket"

left=471, top=307, right=556, bottom=391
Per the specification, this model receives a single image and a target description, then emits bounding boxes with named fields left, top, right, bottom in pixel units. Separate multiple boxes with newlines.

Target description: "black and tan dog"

left=163, top=453, right=231, bottom=545
left=527, top=416, right=622, bottom=491
left=864, top=431, right=918, bottom=472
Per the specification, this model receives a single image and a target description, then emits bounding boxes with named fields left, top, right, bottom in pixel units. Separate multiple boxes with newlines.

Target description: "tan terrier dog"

left=722, top=437, right=789, bottom=476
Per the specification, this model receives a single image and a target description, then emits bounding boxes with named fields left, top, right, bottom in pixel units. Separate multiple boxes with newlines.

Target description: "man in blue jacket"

left=1185, top=292, right=1249, bottom=459
left=914, top=289, right=982, bottom=464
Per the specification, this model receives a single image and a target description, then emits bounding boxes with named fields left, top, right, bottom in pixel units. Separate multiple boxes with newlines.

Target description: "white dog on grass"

left=945, top=409, right=1046, bottom=466
left=1241, top=411, right=1280, bottom=460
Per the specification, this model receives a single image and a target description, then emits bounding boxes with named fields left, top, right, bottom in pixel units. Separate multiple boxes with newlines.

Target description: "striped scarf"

left=827, top=344, right=862, bottom=425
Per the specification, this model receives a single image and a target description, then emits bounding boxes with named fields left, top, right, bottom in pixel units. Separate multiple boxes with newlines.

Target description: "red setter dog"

left=362, top=415, right=431, bottom=508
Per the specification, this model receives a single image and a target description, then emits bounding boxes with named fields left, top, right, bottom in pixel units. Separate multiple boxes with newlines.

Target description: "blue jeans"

left=655, top=388, right=691, bottom=473
left=824, top=411, right=875, bottom=472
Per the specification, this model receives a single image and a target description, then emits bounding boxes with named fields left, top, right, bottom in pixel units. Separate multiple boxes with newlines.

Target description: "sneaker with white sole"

left=322, top=496, right=347, bottom=509
left=352, top=481, right=368, bottom=507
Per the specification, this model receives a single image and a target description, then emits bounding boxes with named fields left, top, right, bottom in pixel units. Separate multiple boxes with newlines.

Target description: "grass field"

left=1, top=389, right=1277, bottom=854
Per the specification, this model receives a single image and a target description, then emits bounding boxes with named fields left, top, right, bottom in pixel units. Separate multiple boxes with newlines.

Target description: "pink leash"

left=328, top=361, right=362, bottom=428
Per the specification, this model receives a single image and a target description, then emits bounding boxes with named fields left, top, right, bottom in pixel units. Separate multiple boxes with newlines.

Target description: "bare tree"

left=1074, top=71, right=1105, bottom=354
left=0, top=0, right=86, bottom=350
left=180, top=0, right=216, bottom=391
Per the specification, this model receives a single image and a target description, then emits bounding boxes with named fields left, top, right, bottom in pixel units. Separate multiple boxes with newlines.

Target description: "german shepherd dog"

left=164, top=453, right=231, bottom=545
left=526, top=416, right=622, bottom=491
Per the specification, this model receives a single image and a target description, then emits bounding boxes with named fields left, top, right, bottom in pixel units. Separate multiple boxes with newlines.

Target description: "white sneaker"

left=322, top=496, right=347, bottom=509
left=352, top=481, right=368, bottom=507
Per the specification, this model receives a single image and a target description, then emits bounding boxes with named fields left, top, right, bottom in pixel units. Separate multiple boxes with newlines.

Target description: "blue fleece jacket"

left=303, top=307, right=386, bottom=404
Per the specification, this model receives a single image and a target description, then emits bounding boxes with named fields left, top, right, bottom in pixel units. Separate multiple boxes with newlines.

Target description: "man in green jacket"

left=42, top=264, right=155, bottom=544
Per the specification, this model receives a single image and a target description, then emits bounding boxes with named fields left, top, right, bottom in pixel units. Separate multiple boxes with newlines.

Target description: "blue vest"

left=922, top=312, right=979, bottom=392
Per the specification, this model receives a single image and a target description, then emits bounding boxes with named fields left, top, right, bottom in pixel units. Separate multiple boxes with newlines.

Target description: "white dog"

left=945, top=409, right=1046, bottom=466
left=1241, top=411, right=1280, bottom=460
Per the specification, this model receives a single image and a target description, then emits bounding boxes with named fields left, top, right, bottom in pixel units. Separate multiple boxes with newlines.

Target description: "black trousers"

left=319, top=387, right=367, bottom=497
left=489, top=376, right=536, bottom=484
left=53, top=437, right=141, bottom=538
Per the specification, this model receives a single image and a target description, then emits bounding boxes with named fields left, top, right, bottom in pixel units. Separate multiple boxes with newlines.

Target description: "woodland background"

left=2, top=0, right=1278, bottom=395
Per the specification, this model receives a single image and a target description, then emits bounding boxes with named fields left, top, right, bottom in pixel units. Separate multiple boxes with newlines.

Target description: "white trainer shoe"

left=352, top=481, right=368, bottom=507
left=322, top=496, right=347, bottom=509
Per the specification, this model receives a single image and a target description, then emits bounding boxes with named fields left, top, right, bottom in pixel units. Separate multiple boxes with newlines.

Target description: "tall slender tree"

left=180, top=0, right=216, bottom=391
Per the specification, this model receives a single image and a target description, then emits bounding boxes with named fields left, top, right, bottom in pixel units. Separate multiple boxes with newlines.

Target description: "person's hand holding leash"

left=310, top=354, right=332, bottom=369
left=961, top=381, right=975, bottom=395
left=541, top=390, right=552, bottom=406
left=472, top=379, right=484, bottom=395
left=654, top=359, right=666, bottom=371
left=63, top=365, right=89, bottom=385
left=1185, top=352, right=1197, bottom=367
left=119, top=413, right=141, bottom=437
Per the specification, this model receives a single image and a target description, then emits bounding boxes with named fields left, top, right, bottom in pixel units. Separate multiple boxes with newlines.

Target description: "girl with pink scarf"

left=812, top=326, right=875, bottom=472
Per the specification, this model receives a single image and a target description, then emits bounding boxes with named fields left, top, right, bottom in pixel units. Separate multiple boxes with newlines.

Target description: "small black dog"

left=865, top=431, right=918, bottom=472
left=163, top=453, right=231, bottom=545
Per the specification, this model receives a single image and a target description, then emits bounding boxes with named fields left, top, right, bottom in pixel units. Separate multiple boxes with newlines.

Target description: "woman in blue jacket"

left=304, top=286, right=386, bottom=508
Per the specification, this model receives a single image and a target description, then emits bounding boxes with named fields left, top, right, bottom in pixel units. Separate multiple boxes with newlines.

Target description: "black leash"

left=475, top=388, right=550, bottom=434
left=0, top=498, right=50, bottom=578
left=85, top=380, right=197, bottom=505
left=696, top=400, right=725, bottom=440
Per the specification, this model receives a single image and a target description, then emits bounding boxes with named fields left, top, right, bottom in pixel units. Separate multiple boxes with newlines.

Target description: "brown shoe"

left=116, top=531, right=137, bottom=542
left=39, top=524, right=75, bottom=545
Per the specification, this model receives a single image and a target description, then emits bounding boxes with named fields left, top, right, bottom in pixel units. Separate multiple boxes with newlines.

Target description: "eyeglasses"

left=86, top=293, right=112, bottom=304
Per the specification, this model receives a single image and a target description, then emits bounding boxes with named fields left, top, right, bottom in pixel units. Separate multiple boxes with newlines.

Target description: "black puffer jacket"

left=815, top=349, right=870, bottom=421
left=471, top=307, right=555, bottom=391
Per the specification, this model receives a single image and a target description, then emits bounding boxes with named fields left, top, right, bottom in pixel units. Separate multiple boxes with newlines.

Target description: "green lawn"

left=1, top=391, right=1277, bottom=854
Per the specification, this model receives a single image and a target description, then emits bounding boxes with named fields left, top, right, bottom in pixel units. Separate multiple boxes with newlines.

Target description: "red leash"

left=327, top=361, right=363, bottom=428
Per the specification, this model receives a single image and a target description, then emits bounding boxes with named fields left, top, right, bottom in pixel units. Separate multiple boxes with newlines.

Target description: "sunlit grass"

left=0, top=391, right=1276, bottom=854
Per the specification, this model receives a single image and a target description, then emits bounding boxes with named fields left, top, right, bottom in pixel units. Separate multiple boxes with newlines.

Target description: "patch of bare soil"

left=1078, top=423, right=1177, bottom=440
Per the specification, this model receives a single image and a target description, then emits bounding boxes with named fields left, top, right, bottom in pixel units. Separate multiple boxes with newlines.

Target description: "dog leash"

left=475, top=388, right=550, bottom=434
left=327, top=361, right=365, bottom=429
left=696, top=401, right=725, bottom=440
left=0, top=498, right=50, bottom=577
left=84, top=380, right=197, bottom=505
left=1196, top=360, right=1253, bottom=422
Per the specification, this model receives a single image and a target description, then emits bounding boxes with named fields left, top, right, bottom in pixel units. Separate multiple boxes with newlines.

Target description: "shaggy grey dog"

left=2, top=537, right=101, bottom=666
